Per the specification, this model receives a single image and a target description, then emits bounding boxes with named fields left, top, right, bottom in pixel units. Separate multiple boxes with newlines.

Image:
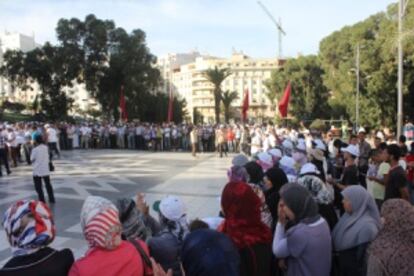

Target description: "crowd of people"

left=0, top=120, right=414, bottom=276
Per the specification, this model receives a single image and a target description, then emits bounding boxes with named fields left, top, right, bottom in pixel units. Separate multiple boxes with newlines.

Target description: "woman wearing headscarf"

left=297, top=163, right=338, bottom=230
left=367, top=199, right=414, bottom=276
left=219, top=181, right=273, bottom=276
left=69, top=196, right=145, bottom=276
left=244, top=161, right=273, bottom=227
left=116, top=193, right=162, bottom=241
left=181, top=229, right=240, bottom=276
left=332, top=185, right=381, bottom=276
left=273, top=184, right=332, bottom=276
left=263, top=167, right=288, bottom=231
left=148, top=195, right=189, bottom=276
left=0, top=200, right=74, bottom=276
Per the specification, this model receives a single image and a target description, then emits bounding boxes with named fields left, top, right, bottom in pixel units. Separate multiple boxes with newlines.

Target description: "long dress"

left=72, top=128, right=80, bottom=149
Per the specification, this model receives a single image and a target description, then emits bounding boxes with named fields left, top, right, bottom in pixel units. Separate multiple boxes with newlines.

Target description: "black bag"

left=49, top=162, right=55, bottom=172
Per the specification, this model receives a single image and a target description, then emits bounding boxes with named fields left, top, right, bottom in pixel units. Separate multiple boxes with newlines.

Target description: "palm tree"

left=204, top=66, right=231, bottom=124
left=221, top=90, right=239, bottom=123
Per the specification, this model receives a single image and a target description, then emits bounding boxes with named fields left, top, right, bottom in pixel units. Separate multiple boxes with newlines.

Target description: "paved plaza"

left=0, top=150, right=231, bottom=264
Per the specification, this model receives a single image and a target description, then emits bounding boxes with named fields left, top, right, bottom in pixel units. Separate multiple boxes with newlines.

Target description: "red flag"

left=119, top=85, right=128, bottom=121
left=278, top=81, right=291, bottom=118
left=167, top=85, right=174, bottom=123
left=242, top=89, right=249, bottom=122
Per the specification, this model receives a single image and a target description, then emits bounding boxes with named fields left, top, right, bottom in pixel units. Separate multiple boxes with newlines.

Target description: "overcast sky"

left=0, top=0, right=396, bottom=58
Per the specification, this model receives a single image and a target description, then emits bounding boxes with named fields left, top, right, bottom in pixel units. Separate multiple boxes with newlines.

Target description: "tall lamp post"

left=355, top=43, right=360, bottom=131
left=397, top=0, right=410, bottom=138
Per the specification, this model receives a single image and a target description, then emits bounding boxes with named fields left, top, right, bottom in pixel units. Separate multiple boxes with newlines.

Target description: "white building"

left=0, top=31, right=98, bottom=114
left=161, top=51, right=282, bottom=122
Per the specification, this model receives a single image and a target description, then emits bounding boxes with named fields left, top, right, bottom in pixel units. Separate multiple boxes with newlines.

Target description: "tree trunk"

left=214, top=89, right=221, bottom=124
left=224, top=106, right=229, bottom=123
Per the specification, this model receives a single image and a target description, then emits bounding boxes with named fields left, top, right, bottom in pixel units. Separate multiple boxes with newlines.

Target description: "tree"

left=319, top=1, right=414, bottom=128
left=267, top=55, right=330, bottom=121
left=204, top=66, right=231, bottom=123
left=221, top=90, right=239, bottom=123
left=1, top=14, right=164, bottom=121
left=0, top=42, right=79, bottom=120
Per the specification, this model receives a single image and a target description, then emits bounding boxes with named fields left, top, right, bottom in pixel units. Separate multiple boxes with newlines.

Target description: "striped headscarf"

left=3, top=200, right=55, bottom=256
left=81, top=196, right=122, bottom=251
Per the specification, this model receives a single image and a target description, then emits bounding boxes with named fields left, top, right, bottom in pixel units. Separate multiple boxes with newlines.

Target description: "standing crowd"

left=0, top=120, right=413, bottom=276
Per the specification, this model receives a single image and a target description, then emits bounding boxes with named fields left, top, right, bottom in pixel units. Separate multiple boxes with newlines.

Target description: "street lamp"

left=350, top=43, right=371, bottom=133
left=348, top=43, right=362, bottom=131
left=397, top=0, right=410, bottom=138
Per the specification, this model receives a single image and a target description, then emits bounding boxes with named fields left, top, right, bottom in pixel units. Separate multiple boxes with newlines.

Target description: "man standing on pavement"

left=357, top=128, right=371, bottom=188
left=190, top=126, right=198, bottom=157
left=0, top=126, right=11, bottom=176
left=46, top=124, right=60, bottom=159
left=80, top=124, right=91, bottom=149
left=6, top=126, right=18, bottom=167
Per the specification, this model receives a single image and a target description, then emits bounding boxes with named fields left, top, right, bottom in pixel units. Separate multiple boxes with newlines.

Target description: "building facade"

left=162, top=51, right=281, bottom=123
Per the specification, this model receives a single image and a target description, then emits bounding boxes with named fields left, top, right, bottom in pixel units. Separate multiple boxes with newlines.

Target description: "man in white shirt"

left=80, top=124, right=91, bottom=149
left=46, top=124, right=60, bottom=158
left=7, top=127, right=18, bottom=167
left=164, top=125, right=171, bottom=151
left=31, top=133, right=55, bottom=203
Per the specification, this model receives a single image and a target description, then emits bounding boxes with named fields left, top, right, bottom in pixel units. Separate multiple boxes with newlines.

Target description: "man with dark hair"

left=399, top=135, right=408, bottom=157
left=384, top=144, right=410, bottom=201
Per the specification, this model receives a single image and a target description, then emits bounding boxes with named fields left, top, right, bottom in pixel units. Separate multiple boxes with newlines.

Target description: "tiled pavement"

left=0, top=150, right=232, bottom=264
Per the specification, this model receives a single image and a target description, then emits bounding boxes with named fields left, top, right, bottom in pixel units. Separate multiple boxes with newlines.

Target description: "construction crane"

left=257, top=1, right=286, bottom=59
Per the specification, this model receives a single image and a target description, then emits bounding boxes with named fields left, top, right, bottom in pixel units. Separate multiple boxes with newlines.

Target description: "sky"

left=0, top=0, right=396, bottom=59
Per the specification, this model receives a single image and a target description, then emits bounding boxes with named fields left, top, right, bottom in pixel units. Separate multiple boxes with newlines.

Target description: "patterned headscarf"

left=81, top=196, right=122, bottom=251
left=3, top=200, right=55, bottom=256
left=297, top=175, right=334, bottom=205
left=116, top=198, right=151, bottom=241
left=219, top=181, right=272, bottom=249
left=367, top=199, right=414, bottom=276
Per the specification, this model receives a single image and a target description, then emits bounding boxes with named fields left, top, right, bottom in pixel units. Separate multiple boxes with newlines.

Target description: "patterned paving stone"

left=0, top=150, right=231, bottom=264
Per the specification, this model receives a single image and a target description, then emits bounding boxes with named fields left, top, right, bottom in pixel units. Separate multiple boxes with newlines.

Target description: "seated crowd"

left=1, top=130, right=414, bottom=276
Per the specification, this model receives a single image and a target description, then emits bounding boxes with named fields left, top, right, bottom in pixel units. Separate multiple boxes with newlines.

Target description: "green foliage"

left=1, top=101, right=26, bottom=112
left=221, top=90, right=239, bottom=123
left=319, top=1, right=414, bottom=128
left=56, top=15, right=161, bottom=121
left=204, top=66, right=231, bottom=123
left=267, top=1, right=414, bottom=129
left=268, top=55, right=330, bottom=121
left=140, top=93, right=187, bottom=123
left=0, top=42, right=78, bottom=120
left=0, top=14, right=164, bottom=122
left=309, top=119, right=326, bottom=131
